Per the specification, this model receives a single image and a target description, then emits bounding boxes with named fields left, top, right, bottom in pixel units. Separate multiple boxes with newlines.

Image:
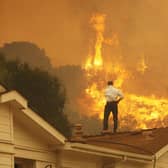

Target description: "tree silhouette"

left=0, top=41, right=52, bottom=72
left=0, top=54, right=71, bottom=137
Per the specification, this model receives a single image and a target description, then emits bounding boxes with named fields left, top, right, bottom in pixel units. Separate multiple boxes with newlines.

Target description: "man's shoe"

left=101, top=129, right=111, bottom=135
left=113, top=129, right=117, bottom=134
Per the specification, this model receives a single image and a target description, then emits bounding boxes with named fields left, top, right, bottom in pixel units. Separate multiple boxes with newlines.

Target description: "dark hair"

left=107, top=80, right=113, bottom=85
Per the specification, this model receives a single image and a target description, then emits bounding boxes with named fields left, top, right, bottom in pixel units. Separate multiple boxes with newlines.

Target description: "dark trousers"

left=103, top=102, right=118, bottom=132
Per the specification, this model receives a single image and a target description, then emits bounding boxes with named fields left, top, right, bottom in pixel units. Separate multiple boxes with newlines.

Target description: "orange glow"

left=84, top=14, right=105, bottom=70
left=80, top=13, right=168, bottom=131
left=104, top=33, right=120, bottom=47
left=137, top=54, right=148, bottom=74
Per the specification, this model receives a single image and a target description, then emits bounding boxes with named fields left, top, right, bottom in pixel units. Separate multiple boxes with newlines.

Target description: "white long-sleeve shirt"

left=104, top=85, right=124, bottom=102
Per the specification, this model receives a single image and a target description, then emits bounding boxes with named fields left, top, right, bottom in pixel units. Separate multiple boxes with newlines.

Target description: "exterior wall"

left=0, top=103, right=13, bottom=142
left=60, top=150, right=102, bottom=168
left=0, top=153, right=14, bottom=168
left=14, top=117, right=50, bottom=150
left=0, top=103, right=14, bottom=168
left=157, top=151, right=168, bottom=168
left=13, top=112, right=57, bottom=163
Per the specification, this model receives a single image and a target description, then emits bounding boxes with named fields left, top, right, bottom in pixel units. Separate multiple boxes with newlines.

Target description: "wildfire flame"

left=80, top=13, right=168, bottom=131
left=84, top=14, right=105, bottom=70
left=137, top=54, right=148, bottom=74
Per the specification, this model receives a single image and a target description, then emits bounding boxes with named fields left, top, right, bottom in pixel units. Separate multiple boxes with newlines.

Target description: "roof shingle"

left=84, top=127, right=168, bottom=155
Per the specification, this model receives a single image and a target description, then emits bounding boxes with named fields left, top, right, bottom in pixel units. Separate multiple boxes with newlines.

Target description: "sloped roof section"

left=0, top=86, right=66, bottom=145
left=84, top=127, right=168, bottom=155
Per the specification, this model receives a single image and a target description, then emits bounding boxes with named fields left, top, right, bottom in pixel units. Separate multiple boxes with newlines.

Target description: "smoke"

left=55, top=0, right=168, bottom=97
left=1, top=0, right=168, bottom=133
left=0, top=42, right=52, bottom=71
left=1, top=0, right=168, bottom=68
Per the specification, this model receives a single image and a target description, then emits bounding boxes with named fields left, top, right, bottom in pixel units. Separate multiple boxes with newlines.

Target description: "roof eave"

left=0, top=90, right=28, bottom=109
left=64, top=142, right=154, bottom=163
left=0, top=90, right=66, bottom=145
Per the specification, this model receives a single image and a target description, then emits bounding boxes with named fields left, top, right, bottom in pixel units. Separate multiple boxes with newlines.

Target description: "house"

left=0, top=85, right=65, bottom=168
left=0, top=85, right=167, bottom=168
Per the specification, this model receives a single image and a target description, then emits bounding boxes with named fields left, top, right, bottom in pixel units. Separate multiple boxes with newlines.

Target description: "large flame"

left=80, top=13, right=168, bottom=131
left=137, top=54, right=148, bottom=74
left=84, top=14, right=105, bottom=70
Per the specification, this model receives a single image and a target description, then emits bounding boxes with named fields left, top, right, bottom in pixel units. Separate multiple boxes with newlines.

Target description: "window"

left=14, top=163, right=22, bottom=168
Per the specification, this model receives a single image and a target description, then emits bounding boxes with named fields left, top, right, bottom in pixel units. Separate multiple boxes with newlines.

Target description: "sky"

left=1, top=0, right=93, bottom=65
left=1, top=0, right=168, bottom=69
left=1, top=0, right=168, bottom=133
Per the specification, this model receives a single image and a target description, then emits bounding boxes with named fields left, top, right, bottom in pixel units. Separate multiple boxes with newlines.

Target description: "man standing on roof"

left=103, top=80, right=124, bottom=133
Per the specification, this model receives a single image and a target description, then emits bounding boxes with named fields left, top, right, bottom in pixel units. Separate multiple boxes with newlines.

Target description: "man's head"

left=107, top=80, right=113, bottom=86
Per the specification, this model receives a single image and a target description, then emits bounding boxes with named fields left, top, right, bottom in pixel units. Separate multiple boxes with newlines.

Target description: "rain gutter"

left=64, top=142, right=154, bottom=163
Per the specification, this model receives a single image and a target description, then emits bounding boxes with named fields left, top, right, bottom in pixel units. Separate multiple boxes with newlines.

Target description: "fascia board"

left=0, top=90, right=66, bottom=145
left=64, top=142, right=153, bottom=162
left=0, top=90, right=27, bottom=109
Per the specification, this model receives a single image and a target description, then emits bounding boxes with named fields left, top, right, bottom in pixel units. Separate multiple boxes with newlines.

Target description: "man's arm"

left=116, top=90, right=124, bottom=103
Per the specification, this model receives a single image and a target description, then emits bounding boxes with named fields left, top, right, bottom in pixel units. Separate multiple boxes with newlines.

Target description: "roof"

left=84, top=127, right=168, bottom=155
left=65, top=127, right=168, bottom=162
left=0, top=86, right=66, bottom=145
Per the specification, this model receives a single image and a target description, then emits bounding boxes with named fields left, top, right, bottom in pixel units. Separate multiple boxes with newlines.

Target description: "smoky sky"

left=1, top=0, right=168, bottom=134
left=1, top=0, right=168, bottom=70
